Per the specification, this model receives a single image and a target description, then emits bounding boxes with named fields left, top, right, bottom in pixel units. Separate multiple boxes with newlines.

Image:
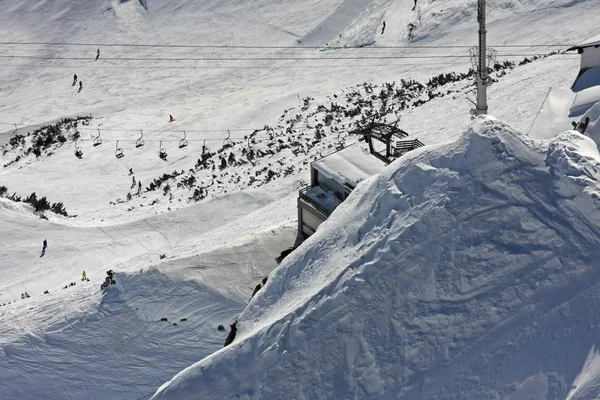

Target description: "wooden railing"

left=394, top=139, right=425, bottom=156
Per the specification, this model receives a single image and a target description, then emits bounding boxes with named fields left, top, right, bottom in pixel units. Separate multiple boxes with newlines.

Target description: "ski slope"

left=1, top=0, right=600, bottom=399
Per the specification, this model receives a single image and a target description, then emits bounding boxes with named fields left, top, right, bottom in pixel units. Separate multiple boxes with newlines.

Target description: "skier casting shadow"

left=72, top=73, right=78, bottom=86
left=78, top=81, right=83, bottom=93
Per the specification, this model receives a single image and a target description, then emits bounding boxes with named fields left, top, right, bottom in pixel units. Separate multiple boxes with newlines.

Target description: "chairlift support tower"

left=476, top=0, right=488, bottom=116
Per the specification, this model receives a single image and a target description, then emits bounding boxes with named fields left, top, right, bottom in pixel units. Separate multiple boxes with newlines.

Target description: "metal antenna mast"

left=476, top=0, right=488, bottom=115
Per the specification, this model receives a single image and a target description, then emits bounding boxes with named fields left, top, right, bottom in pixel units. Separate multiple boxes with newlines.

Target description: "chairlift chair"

left=93, top=129, right=102, bottom=147
left=159, top=140, right=168, bottom=161
left=135, top=130, right=145, bottom=148
left=179, top=130, right=188, bottom=149
left=74, top=138, right=83, bottom=159
left=115, top=140, right=124, bottom=159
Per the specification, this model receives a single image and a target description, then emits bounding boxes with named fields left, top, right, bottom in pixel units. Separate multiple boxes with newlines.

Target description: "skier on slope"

left=82, top=270, right=87, bottom=281
left=42, top=239, right=47, bottom=251
left=72, top=73, right=78, bottom=86
left=78, top=81, right=83, bottom=92
left=169, top=114, right=174, bottom=122
left=95, top=48, right=100, bottom=61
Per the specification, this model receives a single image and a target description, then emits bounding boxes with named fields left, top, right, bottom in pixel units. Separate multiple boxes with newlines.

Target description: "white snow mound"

left=152, top=117, right=600, bottom=399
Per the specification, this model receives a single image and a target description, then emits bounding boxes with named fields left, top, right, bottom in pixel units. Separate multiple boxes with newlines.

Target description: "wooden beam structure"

left=349, top=118, right=418, bottom=163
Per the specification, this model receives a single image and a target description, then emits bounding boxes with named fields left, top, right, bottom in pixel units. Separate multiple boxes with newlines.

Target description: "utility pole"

left=476, top=0, right=488, bottom=115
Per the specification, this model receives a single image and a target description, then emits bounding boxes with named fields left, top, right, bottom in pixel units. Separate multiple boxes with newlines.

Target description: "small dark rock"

left=159, top=317, right=168, bottom=322
left=224, top=320, right=238, bottom=347
left=275, top=247, right=295, bottom=263
left=217, top=325, right=225, bottom=331
left=180, top=318, right=187, bottom=322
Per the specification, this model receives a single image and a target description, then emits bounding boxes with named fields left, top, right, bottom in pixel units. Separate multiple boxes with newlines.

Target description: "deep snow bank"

left=152, top=117, right=600, bottom=399
left=0, top=268, right=243, bottom=400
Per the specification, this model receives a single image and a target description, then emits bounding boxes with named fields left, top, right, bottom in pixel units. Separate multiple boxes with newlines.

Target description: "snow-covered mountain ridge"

left=153, top=117, right=600, bottom=399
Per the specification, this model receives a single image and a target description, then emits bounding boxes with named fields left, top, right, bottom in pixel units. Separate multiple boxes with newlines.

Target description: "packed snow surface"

left=2, top=0, right=600, bottom=398
left=154, top=117, right=600, bottom=399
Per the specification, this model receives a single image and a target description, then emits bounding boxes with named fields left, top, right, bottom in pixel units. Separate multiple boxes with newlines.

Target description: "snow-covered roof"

left=312, top=145, right=388, bottom=189
left=569, top=33, right=600, bottom=50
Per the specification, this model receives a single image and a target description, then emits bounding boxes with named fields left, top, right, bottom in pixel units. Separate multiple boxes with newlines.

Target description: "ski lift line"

left=0, top=57, right=574, bottom=70
left=0, top=41, right=578, bottom=49
left=0, top=48, right=567, bottom=57
left=79, top=127, right=256, bottom=133
left=0, top=53, right=575, bottom=61
left=75, top=138, right=249, bottom=143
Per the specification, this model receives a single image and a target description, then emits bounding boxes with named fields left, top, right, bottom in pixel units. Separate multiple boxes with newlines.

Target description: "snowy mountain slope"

left=0, top=0, right=591, bottom=225
left=0, top=268, right=242, bottom=400
left=0, top=50, right=577, bottom=397
left=0, top=183, right=291, bottom=304
left=153, top=117, right=600, bottom=400
left=0, top=50, right=579, bottom=225
left=1, top=0, right=600, bottom=398
left=0, top=187, right=299, bottom=400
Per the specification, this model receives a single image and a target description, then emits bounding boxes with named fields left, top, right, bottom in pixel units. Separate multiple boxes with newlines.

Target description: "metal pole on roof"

left=476, top=0, right=488, bottom=115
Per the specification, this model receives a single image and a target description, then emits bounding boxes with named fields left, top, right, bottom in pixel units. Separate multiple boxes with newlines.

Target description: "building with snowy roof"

left=568, top=34, right=600, bottom=119
left=569, top=34, right=600, bottom=92
left=531, top=35, right=600, bottom=138
left=297, top=145, right=387, bottom=237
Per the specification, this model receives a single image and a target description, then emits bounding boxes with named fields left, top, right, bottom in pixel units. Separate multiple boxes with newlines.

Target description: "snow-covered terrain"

left=2, top=0, right=600, bottom=399
left=152, top=116, right=600, bottom=399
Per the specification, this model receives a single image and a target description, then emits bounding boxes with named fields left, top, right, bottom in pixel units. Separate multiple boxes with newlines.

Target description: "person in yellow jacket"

left=82, top=270, right=87, bottom=281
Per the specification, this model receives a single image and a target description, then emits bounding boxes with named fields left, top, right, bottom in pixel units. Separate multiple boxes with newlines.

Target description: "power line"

left=0, top=41, right=578, bottom=49
left=0, top=56, right=575, bottom=71
left=0, top=54, right=576, bottom=61
left=0, top=62, right=477, bottom=70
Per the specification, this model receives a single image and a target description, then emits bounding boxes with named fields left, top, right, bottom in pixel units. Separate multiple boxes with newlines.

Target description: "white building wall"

left=582, top=47, right=600, bottom=69
left=299, top=205, right=326, bottom=236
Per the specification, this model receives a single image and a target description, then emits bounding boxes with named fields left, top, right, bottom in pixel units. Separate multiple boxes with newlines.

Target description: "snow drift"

left=153, top=117, right=600, bottom=400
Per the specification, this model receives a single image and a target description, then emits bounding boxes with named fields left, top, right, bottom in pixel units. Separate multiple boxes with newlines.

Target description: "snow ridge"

left=153, top=118, right=600, bottom=399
